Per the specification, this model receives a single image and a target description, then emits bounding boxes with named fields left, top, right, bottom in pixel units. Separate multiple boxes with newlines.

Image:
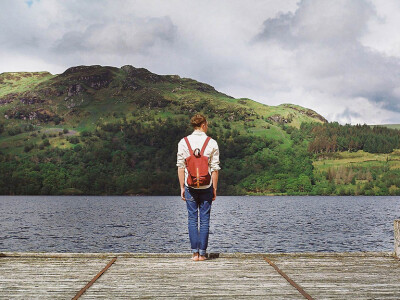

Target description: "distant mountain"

left=0, top=65, right=326, bottom=132
left=2, top=65, right=399, bottom=196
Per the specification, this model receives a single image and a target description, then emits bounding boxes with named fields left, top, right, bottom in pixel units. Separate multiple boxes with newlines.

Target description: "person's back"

left=176, top=114, right=220, bottom=261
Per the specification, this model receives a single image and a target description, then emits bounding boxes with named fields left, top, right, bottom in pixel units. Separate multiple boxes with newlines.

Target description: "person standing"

left=176, top=114, right=220, bottom=261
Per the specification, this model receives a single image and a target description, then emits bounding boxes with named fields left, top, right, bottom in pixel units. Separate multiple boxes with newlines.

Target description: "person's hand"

left=212, top=188, right=217, bottom=201
left=181, top=187, right=186, bottom=201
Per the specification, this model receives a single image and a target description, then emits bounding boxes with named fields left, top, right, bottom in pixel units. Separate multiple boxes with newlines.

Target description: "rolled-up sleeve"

left=176, top=139, right=186, bottom=169
left=210, top=142, right=221, bottom=173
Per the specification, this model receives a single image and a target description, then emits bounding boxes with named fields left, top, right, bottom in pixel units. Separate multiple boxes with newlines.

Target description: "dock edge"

left=395, top=220, right=400, bottom=259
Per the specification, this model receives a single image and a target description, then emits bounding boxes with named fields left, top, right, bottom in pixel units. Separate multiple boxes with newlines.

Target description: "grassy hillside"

left=1, top=64, right=400, bottom=196
left=375, top=124, right=400, bottom=130
left=0, top=65, right=325, bottom=155
left=312, top=150, right=400, bottom=195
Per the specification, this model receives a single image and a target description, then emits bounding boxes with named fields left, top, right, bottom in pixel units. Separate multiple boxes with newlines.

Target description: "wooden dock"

left=1, top=252, right=400, bottom=299
left=1, top=220, right=399, bottom=299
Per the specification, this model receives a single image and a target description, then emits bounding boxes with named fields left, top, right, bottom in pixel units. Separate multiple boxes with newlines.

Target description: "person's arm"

left=211, top=170, right=219, bottom=201
left=209, top=140, right=221, bottom=201
left=176, top=139, right=186, bottom=201
left=178, top=167, right=186, bottom=201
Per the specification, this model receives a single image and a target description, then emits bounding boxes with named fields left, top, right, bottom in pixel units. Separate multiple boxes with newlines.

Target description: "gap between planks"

left=72, top=257, right=117, bottom=300
left=263, top=255, right=314, bottom=300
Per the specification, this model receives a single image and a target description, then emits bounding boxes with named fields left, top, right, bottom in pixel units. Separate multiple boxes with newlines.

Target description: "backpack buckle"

left=193, top=148, right=201, bottom=157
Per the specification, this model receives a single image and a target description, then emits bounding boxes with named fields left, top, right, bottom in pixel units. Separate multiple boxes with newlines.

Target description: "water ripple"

left=0, top=195, right=399, bottom=253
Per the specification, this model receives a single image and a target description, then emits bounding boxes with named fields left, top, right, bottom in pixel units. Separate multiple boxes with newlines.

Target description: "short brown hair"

left=190, top=114, right=207, bottom=128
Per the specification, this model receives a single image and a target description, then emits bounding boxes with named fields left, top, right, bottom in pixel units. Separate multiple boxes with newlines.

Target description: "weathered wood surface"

left=268, top=254, right=400, bottom=299
left=0, top=252, right=400, bottom=299
left=395, top=220, right=400, bottom=259
left=0, top=256, right=109, bottom=299
left=80, top=257, right=300, bottom=299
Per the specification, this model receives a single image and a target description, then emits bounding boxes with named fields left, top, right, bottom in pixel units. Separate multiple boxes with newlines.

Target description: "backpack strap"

left=183, top=137, right=193, bottom=156
left=200, top=136, right=211, bottom=156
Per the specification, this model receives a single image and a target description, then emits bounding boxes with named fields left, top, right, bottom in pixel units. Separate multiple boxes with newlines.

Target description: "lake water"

left=0, top=196, right=399, bottom=253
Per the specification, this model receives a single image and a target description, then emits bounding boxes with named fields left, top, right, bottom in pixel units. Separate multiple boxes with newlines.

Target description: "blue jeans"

left=185, top=185, right=213, bottom=256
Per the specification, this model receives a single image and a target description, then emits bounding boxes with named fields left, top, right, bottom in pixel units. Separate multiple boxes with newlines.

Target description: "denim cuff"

left=199, top=249, right=206, bottom=256
left=192, top=249, right=199, bottom=254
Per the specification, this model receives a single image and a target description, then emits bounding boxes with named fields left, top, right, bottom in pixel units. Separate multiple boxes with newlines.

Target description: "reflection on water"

left=0, top=196, right=399, bottom=253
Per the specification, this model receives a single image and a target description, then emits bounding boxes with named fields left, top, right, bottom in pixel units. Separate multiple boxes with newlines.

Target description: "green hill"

left=1, top=65, right=399, bottom=196
left=0, top=65, right=326, bottom=133
left=0, top=65, right=326, bottom=156
left=373, top=124, right=400, bottom=130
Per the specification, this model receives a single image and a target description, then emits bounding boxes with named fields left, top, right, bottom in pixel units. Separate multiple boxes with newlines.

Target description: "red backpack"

left=184, top=136, right=211, bottom=188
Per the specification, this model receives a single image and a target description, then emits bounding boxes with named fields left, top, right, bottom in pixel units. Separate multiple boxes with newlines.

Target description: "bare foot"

left=192, top=253, right=199, bottom=261
left=198, top=255, right=207, bottom=261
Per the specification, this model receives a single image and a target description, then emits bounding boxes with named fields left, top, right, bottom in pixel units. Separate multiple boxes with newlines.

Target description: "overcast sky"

left=1, top=0, right=400, bottom=124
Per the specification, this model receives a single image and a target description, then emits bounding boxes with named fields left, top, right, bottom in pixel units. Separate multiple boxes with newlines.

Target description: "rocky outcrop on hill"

left=281, top=104, right=327, bottom=123
left=268, top=114, right=290, bottom=124
left=120, top=66, right=142, bottom=91
left=60, top=65, right=115, bottom=89
left=61, top=65, right=116, bottom=76
left=4, top=107, right=59, bottom=123
left=82, top=74, right=112, bottom=89
left=34, top=108, right=57, bottom=122
left=121, top=77, right=141, bottom=91
left=121, top=65, right=164, bottom=83
left=38, top=88, right=64, bottom=97
left=67, top=84, right=86, bottom=97
left=20, top=95, right=45, bottom=105
left=0, top=93, right=17, bottom=105
left=1, top=93, right=45, bottom=105
left=194, top=82, right=216, bottom=93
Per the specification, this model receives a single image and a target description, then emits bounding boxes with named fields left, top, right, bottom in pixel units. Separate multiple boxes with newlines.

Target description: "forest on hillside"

left=1, top=112, right=400, bottom=196
left=306, top=122, right=400, bottom=154
left=0, top=114, right=312, bottom=195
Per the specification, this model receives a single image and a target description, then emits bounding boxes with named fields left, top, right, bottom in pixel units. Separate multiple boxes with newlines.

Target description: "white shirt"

left=176, top=130, right=221, bottom=189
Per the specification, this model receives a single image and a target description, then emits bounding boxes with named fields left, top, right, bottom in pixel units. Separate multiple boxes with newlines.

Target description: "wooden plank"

left=1, top=253, right=399, bottom=298
left=79, top=257, right=301, bottom=299
left=395, top=220, right=400, bottom=259
left=0, top=257, right=109, bottom=299
left=268, top=254, right=400, bottom=299
left=264, top=256, right=314, bottom=300
left=72, top=257, right=117, bottom=299
left=0, top=251, right=393, bottom=258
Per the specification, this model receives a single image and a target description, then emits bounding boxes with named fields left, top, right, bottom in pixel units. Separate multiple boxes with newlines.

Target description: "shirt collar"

left=192, top=130, right=206, bottom=136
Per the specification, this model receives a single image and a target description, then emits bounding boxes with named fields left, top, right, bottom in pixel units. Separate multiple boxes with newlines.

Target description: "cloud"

left=53, top=17, right=177, bottom=55
left=253, top=0, right=400, bottom=123
left=1, top=0, right=400, bottom=124
left=254, top=0, right=373, bottom=45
